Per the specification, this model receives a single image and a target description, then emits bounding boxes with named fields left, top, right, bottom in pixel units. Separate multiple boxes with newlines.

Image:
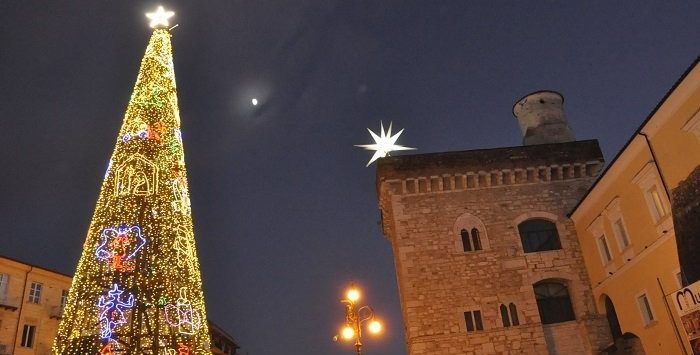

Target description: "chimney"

left=512, top=90, right=575, bottom=145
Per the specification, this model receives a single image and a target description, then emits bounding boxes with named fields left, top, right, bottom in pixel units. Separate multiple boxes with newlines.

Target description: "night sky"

left=1, top=1, right=699, bottom=354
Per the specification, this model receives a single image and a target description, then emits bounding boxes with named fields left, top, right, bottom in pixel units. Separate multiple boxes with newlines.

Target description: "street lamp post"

left=335, top=283, right=382, bottom=355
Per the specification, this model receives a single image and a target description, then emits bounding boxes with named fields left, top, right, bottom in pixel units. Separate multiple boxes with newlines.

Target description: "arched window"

left=454, top=213, right=489, bottom=252
left=500, top=303, right=520, bottom=327
left=518, top=219, right=562, bottom=253
left=461, top=228, right=482, bottom=252
left=509, top=303, right=520, bottom=326
left=471, top=228, right=482, bottom=251
left=533, top=281, right=575, bottom=324
left=461, top=229, right=472, bottom=252
left=500, top=304, right=510, bottom=327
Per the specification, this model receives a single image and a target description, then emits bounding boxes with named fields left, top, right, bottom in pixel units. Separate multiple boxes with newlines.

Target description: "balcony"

left=50, top=305, right=65, bottom=319
left=0, top=296, right=20, bottom=311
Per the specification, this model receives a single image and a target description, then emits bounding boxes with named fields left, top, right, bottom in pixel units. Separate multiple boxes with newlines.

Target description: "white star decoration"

left=146, top=6, right=175, bottom=29
left=356, top=122, right=416, bottom=167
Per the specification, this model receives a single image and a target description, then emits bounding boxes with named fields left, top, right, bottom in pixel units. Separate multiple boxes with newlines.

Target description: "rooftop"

left=376, top=139, right=603, bottom=184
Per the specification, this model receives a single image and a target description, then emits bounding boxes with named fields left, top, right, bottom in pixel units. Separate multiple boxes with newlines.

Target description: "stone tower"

left=513, top=90, right=576, bottom=145
left=376, top=93, right=611, bottom=354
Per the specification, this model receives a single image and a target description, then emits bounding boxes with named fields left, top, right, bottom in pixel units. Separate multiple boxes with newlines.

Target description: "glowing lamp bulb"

left=251, top=98, right=258, bottom=106
left=368, top=320, right=382, bottom=334
left=341, top=326, right=355, bottom=340
left=346, top=288, right=360, bottom=302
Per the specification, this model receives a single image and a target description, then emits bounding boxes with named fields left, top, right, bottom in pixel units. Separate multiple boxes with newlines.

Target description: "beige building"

left=0, top=256, right=72, bottom=355
left=376, top=91, right=611, bottom=354
left=209, top=320, right=241, bottom=355
left=0, top=256, right=242, bottom=355
left=570, top=59, right=700, bottom=354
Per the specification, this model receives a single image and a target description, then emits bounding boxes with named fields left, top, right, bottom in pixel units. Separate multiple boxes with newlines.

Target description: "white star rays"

left=146, top=6, right=175, bottom=29
left=355, top=122, right=416, bottom=167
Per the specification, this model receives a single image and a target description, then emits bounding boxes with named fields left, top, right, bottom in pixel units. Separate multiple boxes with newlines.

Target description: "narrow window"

left=0, top=273, right=8, bottom=299
left=638, top=293, right=655, bottom=324
left=473, top=310, right=483, bottom=330
left=60, top=289, right=69, bottom=309
left=471, top=228, right=482, bottom=251
left=613, top=219, right=630, bottom=249
left=500, top=304, right=510, bottom=327
left=28, top=282, right=42, bottom=304
left=509, top=303, right=520, bottom=326
left=648, top=186, right=667, bottom=220
left=461, top=229, right=472, bottom=252
left=534, top=281, right=575, bottom=324
left=464, top=311, right=474, bottom=331
left=464, top=310, right=483, bottom=332
left=598, top=235, right=613, bottom=264
left=518, top=219, right=562, bottom=253
left=21, top=325, right=36, bottom=347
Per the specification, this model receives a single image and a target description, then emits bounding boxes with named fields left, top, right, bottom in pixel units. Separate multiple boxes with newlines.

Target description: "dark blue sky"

left=1, top=1, right=698, bottom=354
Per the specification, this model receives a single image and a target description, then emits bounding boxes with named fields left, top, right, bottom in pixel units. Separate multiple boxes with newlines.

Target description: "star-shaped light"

left=356, top=122, right=416, bottom=167
left=146, top=6, right=175, bottom=29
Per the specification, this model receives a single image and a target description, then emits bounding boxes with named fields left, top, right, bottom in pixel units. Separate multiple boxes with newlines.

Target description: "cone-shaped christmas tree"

left=53, top=8, right=212, bottom=354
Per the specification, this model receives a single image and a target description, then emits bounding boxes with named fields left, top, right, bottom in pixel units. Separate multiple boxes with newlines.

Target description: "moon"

left=251, top=98, right=259, bottom=106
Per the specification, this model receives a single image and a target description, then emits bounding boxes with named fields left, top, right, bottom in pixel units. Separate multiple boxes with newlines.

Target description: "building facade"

left=0, top=256, right=240, bottom=355
left=570, top=59, right=700, bottom=354
left=209, top=320, right=241, bottom=355
left=0, top=256, right=72, bottom=355
left=377, top=91, right=611, bottom=354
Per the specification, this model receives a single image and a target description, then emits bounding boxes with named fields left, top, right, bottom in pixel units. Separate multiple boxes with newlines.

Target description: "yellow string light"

left=52, top=28, right=212, bottom=354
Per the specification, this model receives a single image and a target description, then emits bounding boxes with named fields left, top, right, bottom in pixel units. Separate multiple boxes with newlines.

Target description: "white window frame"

left=20, top=324, right=36, bottom=348
left=636, top=291, right=656, bottom=326
left=587, top=215, right=618, bottom=276
left=602, top=198, right=636, bottom=263
left=611, top=217, right=631, bottom=251
left=60, top=289, right=69, bottom=309
left=0, top=273, right=8, bottom=300
left=28, top=282, right=42, bottom=304
left=682, top=109, right=700, bottom=140
left=674, top=268, right=683, bottom=289
left=632, top=163, right=670, bottom=225
left=597, top=234, right=613, bottom=265
left=647, top=185, right=668, bottom=221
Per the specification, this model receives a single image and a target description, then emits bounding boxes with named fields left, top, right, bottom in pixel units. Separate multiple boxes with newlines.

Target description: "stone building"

left=570, top=58, right=700, bottom=354
left=0, top=255, right=240, bottom=355
left=376, top=91, right=611, bottom=354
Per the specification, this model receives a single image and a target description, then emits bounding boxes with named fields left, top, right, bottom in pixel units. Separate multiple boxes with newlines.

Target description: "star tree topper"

left=356, top=121, right=416, bottom=167
left=146, top=6, right=175, bottom=29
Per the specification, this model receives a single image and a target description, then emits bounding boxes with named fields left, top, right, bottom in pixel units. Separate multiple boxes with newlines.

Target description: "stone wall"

left=543, top=322, right=585, bottom=355
left=377, top=141, right=612, bottom=354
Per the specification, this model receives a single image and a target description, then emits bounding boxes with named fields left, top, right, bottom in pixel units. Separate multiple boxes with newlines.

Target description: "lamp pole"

left=336, top=283, right=382, bottom=355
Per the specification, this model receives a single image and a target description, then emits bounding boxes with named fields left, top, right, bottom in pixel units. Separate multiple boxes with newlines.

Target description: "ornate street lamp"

left=334, top=283, right=383, bottom=355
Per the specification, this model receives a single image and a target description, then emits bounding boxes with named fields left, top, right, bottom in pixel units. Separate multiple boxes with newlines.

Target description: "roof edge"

left=512, top=90, right=565, bottom=117
left=0, top=254, right=72, bottom=278
left=569, top=56, right=700, bottom=218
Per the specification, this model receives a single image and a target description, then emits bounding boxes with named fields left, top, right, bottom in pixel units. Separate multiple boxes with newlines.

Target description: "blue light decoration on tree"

left=98, top=284, right=135, bottom=339
left=95, top=225, right=148, bottom=272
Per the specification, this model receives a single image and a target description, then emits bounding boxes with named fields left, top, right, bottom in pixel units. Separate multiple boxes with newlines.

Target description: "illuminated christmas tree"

left=53, top=7, right=212, bottom=354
